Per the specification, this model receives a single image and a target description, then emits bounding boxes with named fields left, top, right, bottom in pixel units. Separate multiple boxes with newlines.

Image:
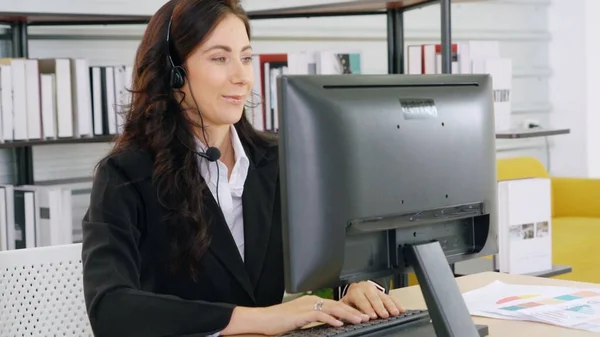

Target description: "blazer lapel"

left=242, top=160, right=278, bottom=287
left=206, top=136, right=278, bottom=300
left=205, top=188, right=257, bottom=303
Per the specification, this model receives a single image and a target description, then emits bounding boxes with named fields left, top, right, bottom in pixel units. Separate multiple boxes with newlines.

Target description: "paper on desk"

left=463, top=280, right=600, bottom=333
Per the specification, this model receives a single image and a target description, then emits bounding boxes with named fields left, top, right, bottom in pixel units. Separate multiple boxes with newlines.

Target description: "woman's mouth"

left=222, top=95, right=243, bottom=104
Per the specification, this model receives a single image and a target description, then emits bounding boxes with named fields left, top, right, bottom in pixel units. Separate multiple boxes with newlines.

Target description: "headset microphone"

left=196, top=147, right=221, bottom=162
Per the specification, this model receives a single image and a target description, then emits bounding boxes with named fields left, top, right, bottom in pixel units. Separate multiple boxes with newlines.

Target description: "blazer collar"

left=206, top=133, right=279, bottom=303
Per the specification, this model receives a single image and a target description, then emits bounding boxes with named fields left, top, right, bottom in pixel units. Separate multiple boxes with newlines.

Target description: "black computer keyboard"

left=279, top=309, right=430, bottom=337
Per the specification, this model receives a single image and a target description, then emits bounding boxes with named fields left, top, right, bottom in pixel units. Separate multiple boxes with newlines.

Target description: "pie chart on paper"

left=496, top=294, right=539, bottom=305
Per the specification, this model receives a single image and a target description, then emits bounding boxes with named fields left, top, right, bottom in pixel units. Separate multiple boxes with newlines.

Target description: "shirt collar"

left=195, top=125, right=250, bottom=190
left=229, top=124, right=249, bottom=172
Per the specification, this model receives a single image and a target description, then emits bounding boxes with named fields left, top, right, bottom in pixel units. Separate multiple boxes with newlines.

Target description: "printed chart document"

left=463, top=280, right=600, bottom=332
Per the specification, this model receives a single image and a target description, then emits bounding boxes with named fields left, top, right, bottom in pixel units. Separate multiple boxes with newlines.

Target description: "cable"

left=166, top=7, right=221, bottom=209
left=182, top=69, right=222, bottom=209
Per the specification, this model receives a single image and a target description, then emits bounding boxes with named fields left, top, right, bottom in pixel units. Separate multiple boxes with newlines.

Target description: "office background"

left=0, top=0, right=597, bottom=182
left=1, top=1, right=599, bottom=336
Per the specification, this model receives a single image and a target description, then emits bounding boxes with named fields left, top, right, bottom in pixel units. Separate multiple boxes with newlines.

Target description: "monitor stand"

left=398, top=240, right=488, bottom=337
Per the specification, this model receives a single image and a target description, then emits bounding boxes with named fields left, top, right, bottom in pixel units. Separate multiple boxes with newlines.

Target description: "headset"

left=166, top=13, right=186, bottom=90
left=166, top=9, right=222, bottom=207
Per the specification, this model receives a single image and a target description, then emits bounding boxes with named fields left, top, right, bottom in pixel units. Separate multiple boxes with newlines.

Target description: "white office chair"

left=0, top=243, right=94, bottom=337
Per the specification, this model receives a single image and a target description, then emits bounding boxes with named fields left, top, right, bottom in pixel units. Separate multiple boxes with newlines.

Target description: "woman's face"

left=181, top=13, right=254, bottom=130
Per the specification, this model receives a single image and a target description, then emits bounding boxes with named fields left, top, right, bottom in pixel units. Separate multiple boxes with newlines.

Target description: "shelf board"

left=246, top=0, right=480, bottom=19
left=0, top=0, right=483, bottom=24
left=495, top=128, right=571, bottom=139
left=0, top=135, right=116, bottom=148
left=0, top=12, right=150, bottom=25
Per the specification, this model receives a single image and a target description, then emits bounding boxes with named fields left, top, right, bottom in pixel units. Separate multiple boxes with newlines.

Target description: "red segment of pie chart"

left=497, top=296, right=520, bottom=305
left=496, top=295, right=538, bottom=305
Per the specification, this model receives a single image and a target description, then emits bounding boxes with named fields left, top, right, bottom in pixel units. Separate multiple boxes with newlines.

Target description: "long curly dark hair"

left=109, top=0, right=273, bottom=279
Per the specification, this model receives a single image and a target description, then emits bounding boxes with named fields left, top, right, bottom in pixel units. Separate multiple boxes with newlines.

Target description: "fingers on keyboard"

left=312, top=311, right=343, bottom=327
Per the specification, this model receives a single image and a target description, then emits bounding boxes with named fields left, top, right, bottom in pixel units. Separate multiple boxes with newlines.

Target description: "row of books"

left=248, top=51, right=362, bottom=133
left=0, top=51, right=361, bottom=142
left=0, top=44, right=509, bottom=142
left=405, top=40, right=512, bottom=132
left=0, top=180, right=91, bottom=251
left=0, top=57, right=131, bottom=142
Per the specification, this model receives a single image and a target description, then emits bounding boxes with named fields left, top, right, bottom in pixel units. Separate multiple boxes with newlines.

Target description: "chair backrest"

left=497, top=156, right=549, bottom=181
left=0, top=243, right=94, bottom=337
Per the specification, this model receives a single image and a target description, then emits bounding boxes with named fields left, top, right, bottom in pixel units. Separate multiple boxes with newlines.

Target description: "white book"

left=40, top=73, right=57, bottom=139
left=104, top=66, right=117, bottom=135
left=0, top=64, right=14, bottom=142
left=11, top=59, right=28, bottom=140
left=24, top=59, right=41, bottom=140
left=406, top=45, right=422, bottom=74
left=497, top=178, right=552, bottom=275
left=457, top=42, right=471, bottom=74
left=61, top=189, right=73, bottom=244
left=0, top=188, right=6, bottom=250
left=70, top=58, right=93, bottom=138
left=38, top=58, right=73, bottom=138
left=0, top=185, right=15, bottom=250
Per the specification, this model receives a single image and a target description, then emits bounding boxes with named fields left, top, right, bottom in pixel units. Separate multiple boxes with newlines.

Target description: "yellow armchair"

left=497, top=157, right=600, bottom=283
left=406, top=156, right=600, bottom=287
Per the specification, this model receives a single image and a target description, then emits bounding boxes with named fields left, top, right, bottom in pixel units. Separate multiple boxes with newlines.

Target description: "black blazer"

left=81, top=139, right=285, bottom=337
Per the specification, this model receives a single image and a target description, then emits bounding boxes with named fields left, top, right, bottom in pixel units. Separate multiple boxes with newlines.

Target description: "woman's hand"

left=341, top=281, right=405, bottom=319
left=257, top=295, right=371, bottom=336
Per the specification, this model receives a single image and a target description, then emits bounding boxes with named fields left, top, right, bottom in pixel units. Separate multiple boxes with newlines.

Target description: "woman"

left=81, top=0, right=404, bottom=336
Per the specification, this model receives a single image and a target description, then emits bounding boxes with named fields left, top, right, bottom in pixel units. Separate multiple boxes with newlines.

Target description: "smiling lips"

left=222, top=95, right=244, bottom=104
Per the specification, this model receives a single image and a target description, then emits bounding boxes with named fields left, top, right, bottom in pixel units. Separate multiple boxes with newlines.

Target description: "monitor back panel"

left=277, top=74, right=498, bottom=292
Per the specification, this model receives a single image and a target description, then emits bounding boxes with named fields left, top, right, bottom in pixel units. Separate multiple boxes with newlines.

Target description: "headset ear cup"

left=170, top=66, right=185, bottom=89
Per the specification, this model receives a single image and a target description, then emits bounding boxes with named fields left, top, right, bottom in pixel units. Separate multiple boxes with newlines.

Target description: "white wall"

left=548, top=0, right=600, bottom=178
left=585, top=1, right=600, bottom=178
left=0, top=0, right=554, bottom=183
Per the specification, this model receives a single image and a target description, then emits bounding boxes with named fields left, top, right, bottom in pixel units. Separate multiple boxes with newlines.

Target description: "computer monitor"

left=276, top=74, right=498, bottom=337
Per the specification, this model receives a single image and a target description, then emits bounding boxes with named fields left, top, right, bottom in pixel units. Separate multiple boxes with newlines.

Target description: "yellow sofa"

left=497, top=156, right=600, bottom=283
left=406, top=156, right=600, bottom=286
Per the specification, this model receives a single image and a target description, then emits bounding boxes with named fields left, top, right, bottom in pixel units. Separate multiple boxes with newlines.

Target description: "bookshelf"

left=0, top=0, right=461, bottom=184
